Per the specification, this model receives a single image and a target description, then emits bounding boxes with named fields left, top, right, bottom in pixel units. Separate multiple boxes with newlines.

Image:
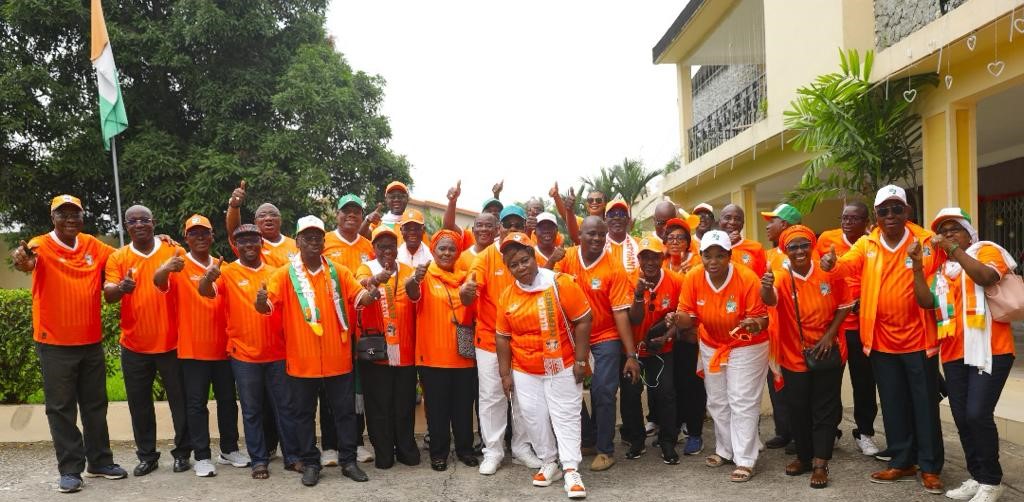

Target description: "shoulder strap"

left=787, top=268, right=807, bottom=349
left=549, top=275, right=576, bottom=349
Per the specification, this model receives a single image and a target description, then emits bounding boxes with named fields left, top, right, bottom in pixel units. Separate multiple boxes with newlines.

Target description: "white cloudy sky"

left=325, top=1, right=685, bottom=209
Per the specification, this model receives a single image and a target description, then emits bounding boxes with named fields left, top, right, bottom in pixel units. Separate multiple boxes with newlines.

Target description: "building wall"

left=874, top=0, right=969, bottom=49
left=692, top=64, right=763, bottom=125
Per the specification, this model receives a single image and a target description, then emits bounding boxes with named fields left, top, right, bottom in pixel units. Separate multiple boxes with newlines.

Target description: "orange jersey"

left=323, top=230, right=375, bottom=272
left=456, top=245, right=485, bottom=273
left=468, top=244, right=516, bottom=352
left=770, top=263, right=853, bottom=372
left=355, top=261, right=416, bottom=367
left=831, top=224, right=938, bottom=355
left=534, top=246, right=561, bottom=269
left=166, top=254, right=227, bottom=360
left=730, top=239, right=767, bottom=277
left=27, top=232, right=115, bottom=346
left=265, top=259, right=366, bottom=377
left=496, top=272, right=591, bottom=375
left=663, top=251, right=701, bottom=275
left=934, top=244, right=1016, bottom=363
left=413, top=264, right=475, bottom=368
left=554, top=247, right=632, bottom=346
left=105, top=241, right=179, bottom=354
left=215, top=261, right=284, bottom=363
left=607, top=236, right=640, bottom=274
left=816, top=229, right=864, bottom=333
left=261, top=235, right=298, bottom=268
left=633, top=269, right=683, bottom=357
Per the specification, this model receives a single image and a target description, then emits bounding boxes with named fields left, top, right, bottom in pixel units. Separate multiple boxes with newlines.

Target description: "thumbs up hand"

left=11, top=240, right=36, bottom=268
left=491, top=180, right=504, bottom=198
left=761, top=270, right=775, bottom=289
left=413, top=260, right=430, bottom=283
left=461, top=271, right=479, bottom=300
left=205, top=256, right=224, bottom=282
left=447, top=180, right=462, bottom=201
left=548, top=182, right=560, bottom=200
left=366, top=202, right=384, bottom=225
left=907, top=239, right=923, bottom=266
left=162, top=248, right=186, bottom=273
left=230, top=180, right=247, bottom=208
left=119, top=268, right=137, bottom=294
left=820, top=244, right=838, bottom=272
left=372, top=262, right=395, bottom=286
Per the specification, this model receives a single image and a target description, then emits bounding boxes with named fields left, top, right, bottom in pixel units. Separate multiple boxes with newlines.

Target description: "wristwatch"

left=574, top=360, right=587, bottom=368
left=627, top=353, right=639, bottom=361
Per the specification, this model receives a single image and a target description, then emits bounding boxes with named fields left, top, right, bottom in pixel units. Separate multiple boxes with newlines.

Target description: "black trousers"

left=121, top=347, right=190, bottom=462
left=871, top=350, right=944, bottom=473
left=418, top=366, right=477, bottom=460
left=180, top=359, right=239, bottom=460
left=620, top=353, right=678, bottom=446
left=844, top=330, right=878, bottom=436
left=359, top=361, right=420, bottom=466
left=288, top=372, right=358, bottom=466
left=35, top=342, right=114, bottom=475
left=672, top=339, right=706, bottom=437
left=767, top=373, right=790, bottom=439
left=944, top=355, right=1014, bottom=485
left=782, top=365, right=844, bottom=461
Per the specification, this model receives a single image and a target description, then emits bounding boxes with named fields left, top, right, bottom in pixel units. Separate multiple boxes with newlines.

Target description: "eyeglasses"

left=785, top=242, right=812, bottom=253
left=937, top=225, right=965, bottom=236
left=235, top=236, right=261, bottom=245
left=297, top=233, right=324, bottom=243
left=126, top=218, right=153, bottom=226
left=875, top=204, right=906, bottom=218
left=186, top=228, right=212, bottom=238
left=385, top=193, right=408, bottom=201
left=53, top=211, right=83, bottom=221
left=586, top=198, right=604, bottom=204
left=665, top=234, right=689, bottom=242
left=502, top=221, right=525, bottom=230
left=698, top=213, right=714, bottom=220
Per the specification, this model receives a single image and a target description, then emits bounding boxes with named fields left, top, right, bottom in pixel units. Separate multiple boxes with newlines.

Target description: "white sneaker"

left=644, top=421, right=659, bottom=437
left=563, top=469, right=586, bottom=499
left=321, top=449, right=339, bottom=467
left=356, top=445, right=374, bottom=463
left=512, top=450, right=544, bottom=469
left=217, top=450, right=251, bottom=468
left=969, top=484, right=1005, bottom=502
left=194, top=459, right=217, bottom=477
left=946, top=479, right=980, bottom=500
left=532, top=461, right=562, bottom=487
left=479, top=456, right=501, bottom=475
left=856, top=434, right=880, bottom=456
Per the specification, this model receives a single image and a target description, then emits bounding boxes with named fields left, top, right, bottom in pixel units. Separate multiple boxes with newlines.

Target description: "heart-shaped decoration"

left=945, top=75, right=954, bottom=89
left=1014, top=17, right=1024, bottom=34
left=903, top=89, right=918, bottom=102
left=967, top=34, right=977, bottom=51
left=988, top=60, right=1005, bottom=77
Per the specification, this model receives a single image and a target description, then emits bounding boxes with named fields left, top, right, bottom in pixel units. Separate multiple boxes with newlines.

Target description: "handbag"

left=788, top=267, right=842, bottom=372
left=985, top=272, right=1024, bottom=323
left=444, top=287, right=476, bottom=359
left=355, top=309, right=388, bottom=362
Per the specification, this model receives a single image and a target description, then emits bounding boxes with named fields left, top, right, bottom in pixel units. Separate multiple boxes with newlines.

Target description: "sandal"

left=251, top=464, right=269, bottom=480
left=785, top=459, right=811, bottom=476
left=705, top=454, right=732, bottom=467
left=730, top=466, right=754, bottom=483
left=810, top=465, right=829, bottom=489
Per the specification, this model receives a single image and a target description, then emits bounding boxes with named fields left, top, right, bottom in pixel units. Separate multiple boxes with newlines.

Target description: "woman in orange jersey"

left=760, top=225, right=853, bottom=488
left=534, top=212, right=567, bottom=269
left=667, top=229, right=769, bottom=483
left=355, top=226, right=420, bottom=469
left=663, top=217, right=700, bottom=275
left=495, top=233, right=592, bottom=499
left=408, top=230, right=478, bottom=471
left=910, top=208, right=1017, bottom=502
left=199, top=224, right=288, bottom=479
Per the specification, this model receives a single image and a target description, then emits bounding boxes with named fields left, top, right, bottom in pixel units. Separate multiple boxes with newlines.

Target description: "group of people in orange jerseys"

left=11, top=181, right=1015, bottom=502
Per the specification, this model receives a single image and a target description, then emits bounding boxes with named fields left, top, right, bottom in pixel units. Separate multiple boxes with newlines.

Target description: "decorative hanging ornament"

left=967, top=33, right=977, bottom=50
left=988, top=60, right=1005, bottom=76
left=945, top=75, right=954, bottom=89
left=1015, top=18, right=1024, bottom=34
left=903, top=89, right=918, bottom=102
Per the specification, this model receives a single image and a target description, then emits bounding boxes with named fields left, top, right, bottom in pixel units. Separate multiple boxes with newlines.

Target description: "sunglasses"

left=502, top=221, right=525, bottom=230
left=875, top=204, right=906, bottom=218
left=785, top=242, right=812, bottom=253
left=235, top=236, right=262, bottom=245
left=586, top=198, right=605, bottom=204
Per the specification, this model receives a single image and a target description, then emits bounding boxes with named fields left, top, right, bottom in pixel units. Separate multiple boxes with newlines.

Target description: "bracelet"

left=633, top=296, right=644, bottom=303
left=574, top=360, right=587, bottom=367
left=627, top=353, right=639, bottom=360
left=947, top=243, right=959, bottom=254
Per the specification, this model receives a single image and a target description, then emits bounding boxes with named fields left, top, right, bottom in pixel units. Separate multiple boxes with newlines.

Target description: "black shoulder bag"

left=355, top=278, right=389, bottom=362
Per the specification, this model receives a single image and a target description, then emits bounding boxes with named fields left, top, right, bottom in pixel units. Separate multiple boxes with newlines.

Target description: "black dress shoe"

left=172, top=457, right=191, bottom=473
left=430, top=457, right=448, bottom=471
left=341, top=462, right=369, bottom=482
left=765, top=436, right=791, bottom=449
left=457, top=454, right=479, bottom=467
left=375, top=457, right=395, bottom=470
left=301, top=465, right=321, bottom=486
left=133, top=460, right=158, bottom=477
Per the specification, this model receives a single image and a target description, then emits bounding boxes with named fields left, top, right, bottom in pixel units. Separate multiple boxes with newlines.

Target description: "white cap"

left=536, top=212, right=557, bottom=225
left=873, top=185, right=907, bottom=207
left=699, top=230, right=732, bottom=252
left=295, top=215, right=326, bottom=235
left=693, top=203, right=714, bottom=215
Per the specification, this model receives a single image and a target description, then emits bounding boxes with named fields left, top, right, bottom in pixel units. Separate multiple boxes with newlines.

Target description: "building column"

left=731, top=185, right=757, bottom=241
left=677, top=64, right=694, bottom=165
left=922, top=104, right=978, bottom=224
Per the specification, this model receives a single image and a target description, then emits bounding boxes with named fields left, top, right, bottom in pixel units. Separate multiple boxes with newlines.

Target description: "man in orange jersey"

left=762, top=203, right=802, bottom=273
left=103, top=205, right=191, bottom=477
left=461, top=208, right=543, bottom=475
left=719, top=204, right=767, bottom=277
left=225, top=180, right=298, bottom=267
left=454, top=213, right=498, bottom=271
left=692, top=203, right=715, bottom=241
left=816, top=201, right=879, bottom=456
left=821, top=185, right=944, bottom=493
left=199, top=224, right=290, bottom=479
left=604, top=199, right=639, bottom=275
left=255, top=215, right=377, bottom=487
left=154, top=215, right=247, bottom=477
left=361, top=181, right=412, bottom=237
left=534, top=212, right=566, bottom=269
left=11, top=195, right=126, bottom=492
left=554, top=216, right=641, bottom=471
left=394, top=209, right=430, bottom=267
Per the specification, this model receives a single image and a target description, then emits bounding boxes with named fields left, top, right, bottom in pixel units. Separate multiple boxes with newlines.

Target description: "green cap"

left=337, top=194, right=366, bottom=210
left=481, top=198, right=503, bottom=211
left=760, top=203, right=801, bottom=225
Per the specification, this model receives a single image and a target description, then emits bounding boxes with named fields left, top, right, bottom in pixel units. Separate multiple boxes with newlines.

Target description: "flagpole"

left=111, top=136, right=125, bottom=247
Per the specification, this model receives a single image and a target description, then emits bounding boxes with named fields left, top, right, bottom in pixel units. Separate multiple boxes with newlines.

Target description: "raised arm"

left=444, top=181, right=462, bottom=232
left=226, top=180, right=246, bottom=246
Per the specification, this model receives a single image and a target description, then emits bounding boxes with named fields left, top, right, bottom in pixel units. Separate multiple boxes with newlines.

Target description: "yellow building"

left=652, top=0, right=1024, bottom=442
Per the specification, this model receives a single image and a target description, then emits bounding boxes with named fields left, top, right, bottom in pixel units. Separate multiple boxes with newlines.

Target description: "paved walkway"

left=2, top=413, right=1022, bottom=501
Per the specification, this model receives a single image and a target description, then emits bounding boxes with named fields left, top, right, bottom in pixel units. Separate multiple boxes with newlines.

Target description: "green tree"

left=579, top=157, right=661, bottom=209
left=0, top=0, right=409, bottom=256
left=783, top=49, right=936, bottom=220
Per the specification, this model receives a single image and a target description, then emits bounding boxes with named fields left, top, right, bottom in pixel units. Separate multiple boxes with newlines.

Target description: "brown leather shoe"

left=921, top=472, right=944, bottom=494
left=870, top=466, right=918, bottom=483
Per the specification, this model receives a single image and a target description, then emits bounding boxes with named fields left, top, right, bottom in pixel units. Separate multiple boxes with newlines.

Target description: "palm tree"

left=579, top=166, right=618, bottom=201
left=579, top=157, right=661, bottom=209
left=784, top=49, right=936, bottom=221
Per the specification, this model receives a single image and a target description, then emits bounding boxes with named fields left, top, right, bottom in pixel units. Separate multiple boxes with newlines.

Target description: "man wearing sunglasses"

left=821, top=185, right=945, bottom=494
left=605, top=200, right=639, bottom=274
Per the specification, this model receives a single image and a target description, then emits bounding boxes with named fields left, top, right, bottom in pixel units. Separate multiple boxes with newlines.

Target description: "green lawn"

left=26, top=367, right=127, bottom=404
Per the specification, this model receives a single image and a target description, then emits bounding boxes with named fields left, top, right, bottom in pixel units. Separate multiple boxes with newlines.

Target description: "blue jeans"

left=944, top=355, right=1014, bottom=485
left=581, top=340, right=622, bottom=455
left=230, top=359, right=291, bottom=466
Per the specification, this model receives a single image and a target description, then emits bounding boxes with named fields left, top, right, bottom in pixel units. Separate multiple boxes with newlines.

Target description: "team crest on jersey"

left=697, top=299, right=705, bottom=306
left=495, top=269, right=504, bottom=276
left=329, top=251, right=341, bottom=257
left=904, top=257, right=914, bottom=269
left=84, top=253, right=93, bottom=265
left=922, top=246, right=932, bottom=256
left=661, top=297, right=670, bottom=309
left=866, top=250, right=876, bottom=258
left=725, top=295, right=737, bottom=314
left=508, top=303, right=519, bottom=311
left=820, top=282, right=831, bottom=296
left=545, top=339, right=559, bottom=351
left=262, top=249, right=271, bottom=255
left=190, top=274, right=203, bottom=282
left=741, top=253, right=751, bottom=264
left=590, top=277, right=601, bottom=289
left=360, top=253, right=369, bottom=261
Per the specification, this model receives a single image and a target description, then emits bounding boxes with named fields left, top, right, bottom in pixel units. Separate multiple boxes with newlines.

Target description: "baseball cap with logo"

left=295, top=215, right=326, bottom=235
left=232, top=223, right=261, bottom=239
left=336, top=194, right=366, bottom=210
left=399, top=209, right=425, bottom=227
left=371, top=225, right=399, bottom=243
left=50, top=194, right=83, bottom=212
left=760, top=203, right=802, bottom=224
left=536, top=212, right=558, bottom=226
left=481, top=198, right=504, bottom=211
left=873, top=185, right=908, bottom=207
left=605, top=199, right=630, bottom=215
left=499, top=205, right=526, bottom=222
left=637, top=235, right=665, bottom=255
left=385, top=181, right=409, bottom=194
left=499, top=231, right=531, bottom=254
left=699, top=230, right=733, bottom=252
left=184, top=214, right=212, bottom=232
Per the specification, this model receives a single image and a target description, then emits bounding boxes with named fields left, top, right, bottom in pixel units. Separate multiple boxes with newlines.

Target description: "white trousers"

left=512, top=368, right=582, bottom=471
left=700, top=340, right=769, bottom=468
left=476, top=348, right=532, bottom=460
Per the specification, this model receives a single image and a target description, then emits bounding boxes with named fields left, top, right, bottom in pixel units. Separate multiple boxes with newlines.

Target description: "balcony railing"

left=686, top=73, right=766, bottom=162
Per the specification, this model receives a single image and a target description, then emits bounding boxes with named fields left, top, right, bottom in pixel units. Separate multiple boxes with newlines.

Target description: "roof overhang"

left=653, top=0, right=765, bottom=66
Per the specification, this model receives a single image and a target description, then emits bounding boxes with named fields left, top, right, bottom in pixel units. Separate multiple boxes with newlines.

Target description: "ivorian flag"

left=91, top=0, right=127, bottom=150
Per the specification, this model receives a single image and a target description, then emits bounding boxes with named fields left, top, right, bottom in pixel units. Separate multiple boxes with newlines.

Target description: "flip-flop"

left=730, top=466, right=753, bottom=482
left=252, top=464, right=269, bottom=480
left=705, top=454, right=732, bottom=467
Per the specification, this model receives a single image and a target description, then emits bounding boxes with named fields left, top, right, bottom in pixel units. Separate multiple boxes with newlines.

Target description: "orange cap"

left=399, top=208, right=424, bottom=227
left=371, top=225, right=399, bottom=242
left=184, top=214, right=212, bottom=232
left=605, top=199, right=630, bottom=215
left=50, top=194, right=83, bottom=212
left=386, top=181, right=409, bottom=194
left=499, top=231, right=532, bottom=254
left=637, top=235, right=665, bottom=255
